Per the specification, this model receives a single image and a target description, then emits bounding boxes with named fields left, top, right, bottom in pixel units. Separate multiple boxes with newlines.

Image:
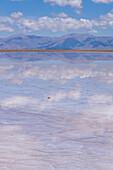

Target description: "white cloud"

left=91, top=0, right=113, bottom=4
left=87, top=94, right=113, bottom=123
left=88, top=94, right=113, bottom=104
left=0, top=16, right=13, bottom=24
left=52, top=12, right=68, bottom=18
left=0, top=12, right=22, bottom=33
left=0, top=63, right=98, bottom=85
left=98, top=12, right=113, bottom=29
left=1, top=10, right=113, bottom=34
left=13, top=64, right=95, bottom=84
left=0, top=16, right=14, bottom=33
left=16, top=63, right=113, bottom=88
left=2, top=62, right=113, bottom=88
left=75, top=103, right=113, bottom=139
left=13, top=14, right=94, bottom=33
left=37, top=16, right=93, bottom=32
left=13, top=11, right=113, bottom=33
left=10, top=12, right=23, bottom=19
left=0, top=96, right=38, bottom=108
left=0, top=24, right=14, bottom=32
left=74, top=93, right=113, bottom=138
left=32, top=88, right=81, bottom=111
left=74, top=8, right=81, bottom=14
left=0, top=65, right=14, bottom=72
left=48, top=89, right=81, bottom=102
left=12, top=10, right=113, bottom=34
left=87, top=102, right=113, bottom=122
left=43, top=0, right=82, bottom=8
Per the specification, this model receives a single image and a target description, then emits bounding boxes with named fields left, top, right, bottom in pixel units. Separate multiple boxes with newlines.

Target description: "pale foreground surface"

left=0, top=54, right=113, bottom=169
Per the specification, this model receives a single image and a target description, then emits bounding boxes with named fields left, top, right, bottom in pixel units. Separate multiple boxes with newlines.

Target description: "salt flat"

left=0, top=53, right=113, bottom=169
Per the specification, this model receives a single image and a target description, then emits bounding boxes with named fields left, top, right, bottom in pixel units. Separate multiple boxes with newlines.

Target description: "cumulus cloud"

left=47, top=89, right=81, bottom=102
left=1, top=10, right=113, bottom=33
left=32, top=88, right=81, bottom=111
left=0, top=24, right=14, bottom=32
left=2, top=62, right=113, bottom=87
left=37, top=16, right=93, bottom=33
left=0, top=16, right=13, bottom=24
left=0, top=11, right=23, bottom=33
left=43, top=0, right=82, bottom=8
left=97, top=12, right=113, bottom=29
left=13, top=62, right=113, bottom=89
left=12, top=14, right=94, bottom=33
left=0, top=15, right=14, bottom=33
left=88, top=102, right=113, bottom=122
left=88, top=94, right=113, bottom=104
left=74, top=93, right=113, bottom=138
left=10, top=12, right=23, bottom=19
left=52, top=12, right=68, bottom=18
left=11, top=64, right=95, bottom=84
left=0, top=96, right=38, bottom=108
left=0, top=65, right=14, bottom=72
left=91, top=0, right=113, bottom=4
left=11, top=11, right=113, bottom=33
left=87, top=93, right=113, bottom=123
left=75, top=104, right=113, bottom=139
left=0, top=62, right=98, bottom=85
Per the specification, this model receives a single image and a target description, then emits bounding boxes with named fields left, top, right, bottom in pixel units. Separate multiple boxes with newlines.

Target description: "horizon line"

left=0, top=49, right=113, bottom=53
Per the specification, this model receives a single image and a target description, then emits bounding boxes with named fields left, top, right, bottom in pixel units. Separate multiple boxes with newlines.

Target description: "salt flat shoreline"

left=0, top=49, right=113, bottom=53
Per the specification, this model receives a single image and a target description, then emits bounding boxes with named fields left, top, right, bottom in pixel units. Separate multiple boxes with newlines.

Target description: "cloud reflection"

left=0, top=96, right=38, bottom=108
left=1, top=56, right=113, bottom=169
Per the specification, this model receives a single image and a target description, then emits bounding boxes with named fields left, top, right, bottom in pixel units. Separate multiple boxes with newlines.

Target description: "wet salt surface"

left=0, top=56, right=113, bottom=169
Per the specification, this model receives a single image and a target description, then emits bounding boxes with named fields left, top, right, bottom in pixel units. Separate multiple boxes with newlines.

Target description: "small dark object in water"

left=48, top=97, right=50, bottom=99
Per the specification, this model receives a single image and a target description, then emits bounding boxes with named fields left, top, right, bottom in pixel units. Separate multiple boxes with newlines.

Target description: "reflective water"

left=0, top=53, right=113, bottom=169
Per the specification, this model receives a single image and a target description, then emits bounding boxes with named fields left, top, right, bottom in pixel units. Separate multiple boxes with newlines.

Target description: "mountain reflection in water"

left=0, top=53, right=113, bottom=169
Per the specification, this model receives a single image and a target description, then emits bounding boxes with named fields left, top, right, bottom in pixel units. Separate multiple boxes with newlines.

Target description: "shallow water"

left=0, top=53, right=113, bottom=169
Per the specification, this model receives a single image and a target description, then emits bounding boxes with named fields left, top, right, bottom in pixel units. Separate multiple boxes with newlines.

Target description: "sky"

left=0, top=0, right=113, bottom=37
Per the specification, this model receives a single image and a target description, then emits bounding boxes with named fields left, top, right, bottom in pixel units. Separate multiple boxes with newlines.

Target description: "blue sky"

left=0, top=0, right=113, bottom=37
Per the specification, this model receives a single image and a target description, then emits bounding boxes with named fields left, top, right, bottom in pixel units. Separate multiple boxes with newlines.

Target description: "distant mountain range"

left=0, top=33, right=113, bottom=49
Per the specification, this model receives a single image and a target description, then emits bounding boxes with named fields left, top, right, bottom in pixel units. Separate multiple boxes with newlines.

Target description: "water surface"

left=0, top=53, right=113, bottom=169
